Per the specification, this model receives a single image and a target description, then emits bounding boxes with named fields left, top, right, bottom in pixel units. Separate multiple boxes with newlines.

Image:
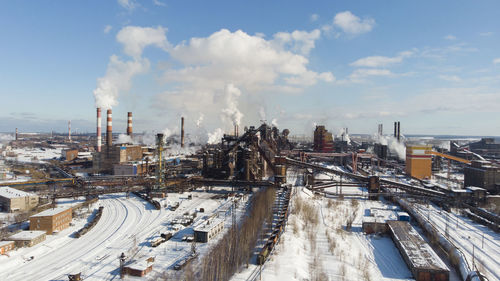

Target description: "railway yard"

left=0, top=122, right=499, bottom=281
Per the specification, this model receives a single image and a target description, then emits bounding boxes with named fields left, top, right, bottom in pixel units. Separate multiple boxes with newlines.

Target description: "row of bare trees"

left=192, top=188, right=276, bottom=281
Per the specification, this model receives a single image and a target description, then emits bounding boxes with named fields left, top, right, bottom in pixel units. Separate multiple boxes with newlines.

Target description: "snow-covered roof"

left=31, top=206, right=71, bottom=217
left=0, top=186, right=34, bottom=199
left=0, top=240, right=14, bottom=247
left=466, top=186, right=486, bottom=191
left=8, top=230, right=46, bottom=241
left=125, top=260, right=153, bottom=271
left=194, top=218, right=224, bottom=233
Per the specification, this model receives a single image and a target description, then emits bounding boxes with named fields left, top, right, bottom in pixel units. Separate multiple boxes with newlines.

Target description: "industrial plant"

left=0, top=110, right=498, bottom=281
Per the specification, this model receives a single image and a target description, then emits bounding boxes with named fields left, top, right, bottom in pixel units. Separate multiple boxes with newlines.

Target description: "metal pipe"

left=181, top=117, right=185, bottom=148
left=96, top=108, right=102, bottom=152
left=397, top=121, right=401, bottom=142
left=106, top=109, right=112, bottom=148
left=127, top=112, right=132, bottom=137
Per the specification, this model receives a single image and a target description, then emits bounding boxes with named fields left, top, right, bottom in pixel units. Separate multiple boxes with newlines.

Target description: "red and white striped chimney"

left=127, top=112, right=132, bottom=136
left=96, top=108, right=102, bottom=152
left=106, top=109, right=112, bottom=147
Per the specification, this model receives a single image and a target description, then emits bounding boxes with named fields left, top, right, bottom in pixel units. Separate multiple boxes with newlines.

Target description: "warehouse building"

left=464, top=160, right=500, bottom=194
left=0, top=240, right=15, bottom=254
left=194, top=219, right=224, bottom=243
left=387, top=221, right=449, bottom=281
left=29, top=206, right=72, bottom=234
left=8, top=231, right=46, bottom=247
left=0, top=186, right=39, bottom=212
left=123, top=258, right=154, bottom=277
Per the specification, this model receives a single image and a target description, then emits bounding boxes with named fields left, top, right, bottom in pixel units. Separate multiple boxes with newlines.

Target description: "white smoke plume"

left=196, top=114, right=204, bottom=128
left=271, top=118, right=278, bottom=127
left=116, top=134, right=134, bottom=144
left=0, top=133, right=14, bottom=142
left=207, top=128, right=224, bottom=144
left=259, top=106, right=266, bottom=121
left=222, top=84, right=244, bottom=127
left=376, top=134, right=406, bottom=160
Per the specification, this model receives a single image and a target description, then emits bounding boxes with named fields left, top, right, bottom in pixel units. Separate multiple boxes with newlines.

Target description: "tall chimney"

left=397, top=121, right=401, bottom=142
left=68, top=120, right=71, bottom=142
left=15, top=128, right=18, bottom=141
left=181, top=117, right=185, bottom=148
left=394, top=122, right=397, bottom=138
left=127, top=112, right=132, bottom=137
left=96, top=108, right=102, bottom=152
left=106, top=109, right=112, bottom=148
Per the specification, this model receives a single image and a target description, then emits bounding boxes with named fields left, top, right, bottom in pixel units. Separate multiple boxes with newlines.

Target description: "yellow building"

left=406, top=145, right=432, bottom=179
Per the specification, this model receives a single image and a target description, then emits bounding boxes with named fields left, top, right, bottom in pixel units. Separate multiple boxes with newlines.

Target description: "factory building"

left=374, top=143, right=388, bottom=159
left=464, top=160, right=500, bottom=194
left=405, top=145, right=432, bottom=179
left=8, top=231, right=46, bottom=247
left=313, top=126, right=334, bottom=152
left=0, top=186, right=39, bottom=212
left=29, top=206, right=72, bottom=234
left=0, top=240, right=15, bottom=254
left=194, top=219, right=224, bottom=243
left=62, top=149, right=79, bottom=161
left=469, top=138, right=500, bottom=158
left=113, top=163, right=144, bottom=176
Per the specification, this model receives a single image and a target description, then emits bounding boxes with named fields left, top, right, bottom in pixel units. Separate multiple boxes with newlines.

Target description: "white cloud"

left=332, top=11, right=375, bottom=35
left=273, top=29, right=321, bottom=55
left=152, top=0, right=166, bottom=7
left=493, top=58, right=500, bottom=64
left=93, top=26, right=169, bottom=109
left=480, top=32, right=493, bottom=37
left=93, top=56, right=150, bottom=109
left=310, top=14, right=319, bottom=22
left=103, top=25, right=112, bottom=34
left=154, top=28, right=333, bottom=131
left=116, top=26, right=169, bottom=58
left=439, top=75, right=461, bottom=82
left=346, top=68, right=393, bottom=83
left=444, top=34, right=456, bottom=40
left=350, top=50, right=414, bottom=68
left=117, top=0, right=136, bottom=10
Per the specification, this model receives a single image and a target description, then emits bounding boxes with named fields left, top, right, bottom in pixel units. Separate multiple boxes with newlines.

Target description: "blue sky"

left=1, top=0, right=499, bottom=137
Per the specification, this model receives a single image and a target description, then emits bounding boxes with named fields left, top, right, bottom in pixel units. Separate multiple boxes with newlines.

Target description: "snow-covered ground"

left=5, top=147, right=63, bottom=163
left=412, top=202, right=500, bottom=281
left=0, top=190, right=247, bottom=281
left=233, top=185, right=416, bottom=281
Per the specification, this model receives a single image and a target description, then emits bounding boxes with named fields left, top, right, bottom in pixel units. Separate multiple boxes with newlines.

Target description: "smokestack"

left=181, top=117, right=185, bottom=148
left=127, top=112, right=132, bottom=137
left=397, top=121, right=401, bottom=142
left=68, top=120, right=71, bottom=142
left=236, top=125, right=239, bottom=137
left=96, top=108, right=102, bottom=152
left=15, top=128, right=18, bottom=141
left=106, top=109, right=112, bottom=148
left=394, top=122, right=397, bottom=138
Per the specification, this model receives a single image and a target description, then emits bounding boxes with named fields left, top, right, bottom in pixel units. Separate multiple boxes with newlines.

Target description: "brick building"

left=30, top=206, right=72, bottom=234
left=0, top=186, right=39, bottom=212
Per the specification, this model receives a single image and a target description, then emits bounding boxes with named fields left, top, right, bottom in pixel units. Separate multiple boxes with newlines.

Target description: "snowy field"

left=5, top=147, right=63, bottom=163
left=233, top=185, right=417, bottom=281
left=412, top=202, right=500, bottom=281
left=0, top=190, right=248, bottom=281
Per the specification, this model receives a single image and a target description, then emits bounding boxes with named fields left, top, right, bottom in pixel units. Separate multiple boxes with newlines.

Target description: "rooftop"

left=0, top=240, right=14, bottom=247
left=8, top=230, right=46, bottom=241
left=387, top=221, right=448, bottom=271
left=0, top=186, right=34, bottom=199
left=30, top=206, right=71, bottom=217
left=194, top=218, right=224, bottom=233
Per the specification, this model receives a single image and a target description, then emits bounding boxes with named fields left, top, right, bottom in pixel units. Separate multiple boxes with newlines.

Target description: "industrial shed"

left=30, top=206, right=72, bottom=234
left=122, top=259, right=154, bottom=277
left=8, top=231, right=46, bottom=247
left=387, top=221, right=449, bottom=281
left=194, top=219, right=224, bottom=243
